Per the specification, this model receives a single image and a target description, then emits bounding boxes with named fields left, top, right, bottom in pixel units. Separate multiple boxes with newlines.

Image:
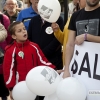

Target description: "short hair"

left=8, top=21, right=22, bottom=35
left=6, top=0, right=17, bottom=5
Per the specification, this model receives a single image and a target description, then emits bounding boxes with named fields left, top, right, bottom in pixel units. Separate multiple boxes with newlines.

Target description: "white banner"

left=69, top=41, right=100, bottom=100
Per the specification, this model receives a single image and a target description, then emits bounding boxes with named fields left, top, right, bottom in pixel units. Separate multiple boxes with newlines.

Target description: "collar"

left=29, top=6, right=37, bottom=14
left=14, top=40, right=30, bottom=47
left=5, top=11, right=19, bottom=17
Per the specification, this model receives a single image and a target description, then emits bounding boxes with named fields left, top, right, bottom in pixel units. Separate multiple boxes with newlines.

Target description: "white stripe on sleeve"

left=6, top=47, right=16, bottom=85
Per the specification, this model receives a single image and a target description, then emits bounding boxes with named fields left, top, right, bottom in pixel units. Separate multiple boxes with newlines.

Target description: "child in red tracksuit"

left=3, top=21, right=62, bottom=99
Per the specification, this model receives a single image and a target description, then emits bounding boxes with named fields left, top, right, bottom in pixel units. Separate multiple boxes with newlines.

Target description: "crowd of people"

left=0, top=0, right=99, bottom=100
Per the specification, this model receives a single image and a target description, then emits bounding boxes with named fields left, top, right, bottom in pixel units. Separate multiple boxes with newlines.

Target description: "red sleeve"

left=3, top=49, right=16, bottom=88
left=3, top=14, right=12, bottom=44
left=34, top=43, right=56, bottom=69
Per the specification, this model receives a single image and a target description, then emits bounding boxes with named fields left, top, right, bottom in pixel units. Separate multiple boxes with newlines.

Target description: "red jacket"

left=3, top=40, right=55, bottom=88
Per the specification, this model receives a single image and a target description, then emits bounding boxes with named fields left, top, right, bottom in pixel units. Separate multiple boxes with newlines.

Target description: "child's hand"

left=56, top=69, right=64, bottom=74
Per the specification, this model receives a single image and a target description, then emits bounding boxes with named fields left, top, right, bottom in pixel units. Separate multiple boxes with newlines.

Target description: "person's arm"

left=63, top=30, right=76, bottom=78
left=34, top=43, right=64, bottom=73
left=52, top=18, right=70, bottom=45
left=75, top=33, right=100, bottom=45
left=87, top=34, right=100, bottom=43
left=51, top=22, right=64, bottom=45
left=3, top=49, right=16, bottom=89
left=33, top=43, right=56, bottom=69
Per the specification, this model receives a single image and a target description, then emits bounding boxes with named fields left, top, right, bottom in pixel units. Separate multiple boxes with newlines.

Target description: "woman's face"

left=79, top=0, right=86, bottom=9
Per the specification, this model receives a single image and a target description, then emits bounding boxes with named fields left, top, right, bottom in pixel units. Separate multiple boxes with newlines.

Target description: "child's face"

left=12, top=23, right=28, bottom=43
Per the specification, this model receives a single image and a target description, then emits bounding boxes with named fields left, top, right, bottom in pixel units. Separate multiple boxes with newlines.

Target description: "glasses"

left=6, top=3, right=16, bottom=6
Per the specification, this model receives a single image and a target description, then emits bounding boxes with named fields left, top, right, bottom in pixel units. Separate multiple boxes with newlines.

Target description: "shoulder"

left=20, top=6, right=32, bottom=13
left=56, top=16, right=63, bottom=26
left=29, top=41, right=40, bottom=48
left=30, top=15, right=40, bottom=22
left=2, top=14, right=8, bottom=18
left=5, top=42, right=15, bottom=51
left=31, top=15, right=40, bottom=20
left=72, top=9, right=84, bottom=16
left=2, top=14, right=9, bottom=21
left=70, top=9, right=84, bottom=20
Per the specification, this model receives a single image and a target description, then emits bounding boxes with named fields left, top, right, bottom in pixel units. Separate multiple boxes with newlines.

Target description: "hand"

left=63, top=71, right=70, bottom=78
left=56, top=69, right=64, bottom=74
left=75, top=34, right=85, bottom=45
left=9, top=91, right=13, bottom=100
left=51, top=23, right=60, bottom=32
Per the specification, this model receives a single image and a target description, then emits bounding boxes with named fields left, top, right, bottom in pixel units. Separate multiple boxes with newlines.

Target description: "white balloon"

left=12, top=81, right=36, bottom=100
left=38, top=0, right=61, bottom=23
left=44, top=96, right=49, bottom=100
left=56, top=77, right=87, bottom=100
left=44, top=92, right=59, bottom=100
left=26, top=66, right=61, bottom=96
left=44, top=92, right=60, bottom=100
left=48, top=93, right=58, bottom=100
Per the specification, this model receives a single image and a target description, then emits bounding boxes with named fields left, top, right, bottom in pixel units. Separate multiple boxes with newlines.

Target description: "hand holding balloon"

left=51, top=23, right=60, bottom=32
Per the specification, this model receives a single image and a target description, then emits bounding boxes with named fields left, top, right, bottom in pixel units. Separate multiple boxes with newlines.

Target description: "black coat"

left=28, top=15, right=64, bottom=69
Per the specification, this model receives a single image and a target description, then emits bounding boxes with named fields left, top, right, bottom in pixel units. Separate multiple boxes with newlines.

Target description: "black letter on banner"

left=71, top=50, right=78, bottom=74
left=78, top=52, right=91, bottom=78
left=93, top=54, right=100, bottom=80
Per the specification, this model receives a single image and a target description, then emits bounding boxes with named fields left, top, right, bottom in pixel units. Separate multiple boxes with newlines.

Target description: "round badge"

left=45, top=27, right=53, bottom=34
left=18, top=51, right=24, bottom=59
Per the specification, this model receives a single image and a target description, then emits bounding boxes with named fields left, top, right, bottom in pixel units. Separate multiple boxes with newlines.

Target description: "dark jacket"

left=28, top=15, right=64, bottom=69
left=4, top=11, right=19, bottom=23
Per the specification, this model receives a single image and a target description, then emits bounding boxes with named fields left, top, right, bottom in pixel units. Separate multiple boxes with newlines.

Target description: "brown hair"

left=8, top=21, right=22, bottom=35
